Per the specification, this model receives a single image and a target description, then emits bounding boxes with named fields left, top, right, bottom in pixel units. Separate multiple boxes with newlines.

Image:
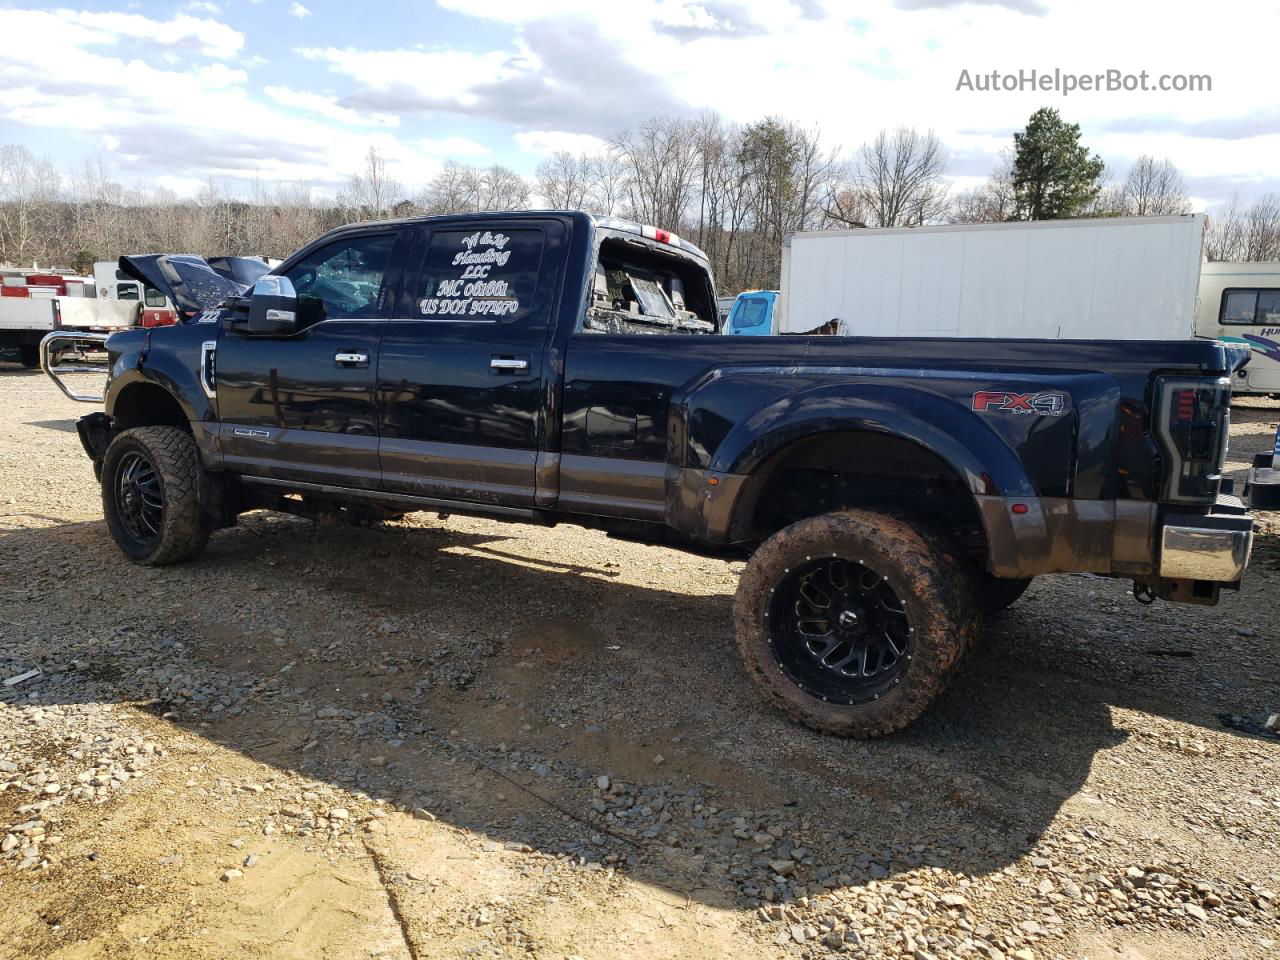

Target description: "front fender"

left=104, top=327, right=213, bottom=424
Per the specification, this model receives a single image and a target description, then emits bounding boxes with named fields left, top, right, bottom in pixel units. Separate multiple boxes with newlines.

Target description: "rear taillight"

left=1153, top=376, right=1231, bottom=503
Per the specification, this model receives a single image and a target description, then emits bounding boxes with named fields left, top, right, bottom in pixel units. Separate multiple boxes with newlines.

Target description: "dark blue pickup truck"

left=44, top=211, right=1256, bottom=737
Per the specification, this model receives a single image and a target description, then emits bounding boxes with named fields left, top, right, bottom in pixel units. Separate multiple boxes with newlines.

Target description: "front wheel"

left=101, top=426, right=210, bottom=565
left=733, top=510, right=980, bottom=737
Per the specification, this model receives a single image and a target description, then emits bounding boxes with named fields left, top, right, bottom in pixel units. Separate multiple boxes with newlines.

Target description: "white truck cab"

left=93, top=261, right=177, bottom=328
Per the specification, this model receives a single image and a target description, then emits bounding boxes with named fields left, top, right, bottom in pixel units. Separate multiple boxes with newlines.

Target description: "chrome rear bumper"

left=1160, top=524, right=1253, bottom=582
left=1159, top=495, right=1254, bottom=583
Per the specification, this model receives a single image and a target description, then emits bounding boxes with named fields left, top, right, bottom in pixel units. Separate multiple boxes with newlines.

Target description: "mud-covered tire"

left=733, top=509, right=981, bottom=738
left=978, top=574, right=1032, bottom=615
left=101, top=426, right=209, bottom=565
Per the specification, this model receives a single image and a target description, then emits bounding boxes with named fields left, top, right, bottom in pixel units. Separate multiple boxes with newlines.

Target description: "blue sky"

left=2, top=0, right=1278, bottom=207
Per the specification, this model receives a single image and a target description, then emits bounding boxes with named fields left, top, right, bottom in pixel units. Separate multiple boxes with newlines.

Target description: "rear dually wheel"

left=733, top=509, right=980, bottom=737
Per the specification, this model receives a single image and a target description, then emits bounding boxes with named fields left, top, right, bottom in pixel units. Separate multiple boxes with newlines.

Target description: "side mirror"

left=246, top=276, right=297, bottom=335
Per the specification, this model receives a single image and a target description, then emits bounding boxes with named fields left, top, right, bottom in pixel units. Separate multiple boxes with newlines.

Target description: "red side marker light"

left=1011, top=503, right=1029, bottom=515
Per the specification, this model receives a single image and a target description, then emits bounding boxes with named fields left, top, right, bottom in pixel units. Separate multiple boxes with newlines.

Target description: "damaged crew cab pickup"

left=54, top=211, right=1256, bottom=737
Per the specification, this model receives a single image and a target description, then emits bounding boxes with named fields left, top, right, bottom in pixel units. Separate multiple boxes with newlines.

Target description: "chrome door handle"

left=490, top=357, right=528, bottom=372
left=335, top=351, right=368, bottom=365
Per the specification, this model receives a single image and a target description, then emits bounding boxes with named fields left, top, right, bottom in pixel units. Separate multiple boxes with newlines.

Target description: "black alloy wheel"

left=113, top=451, right=165, bottom=548
left=767, top=555, right=912, bottom=705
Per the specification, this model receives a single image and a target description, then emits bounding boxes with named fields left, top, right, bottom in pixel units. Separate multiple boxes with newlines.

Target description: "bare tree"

left=1205, top=193, right=1280, bottom=261
left=587, top=153, right=626, bottom=217
left=949, top=151, right=1017, bottom=224
left=611, top=116, right=703, bottom=229
left=841, top=127, right=949, bottom=228
left=421, top=160, right=478, bottom=214
left=474, top=164, right=530, bottom=211
left=0, top=144, right=62, bottom=266
left=421, top=161, right=529, bottom=214
left=535, top=151, right=594, bottom=209
left=1120, top=156, right=1191, bottom=216
left=337, top=147, right=402, bottom=220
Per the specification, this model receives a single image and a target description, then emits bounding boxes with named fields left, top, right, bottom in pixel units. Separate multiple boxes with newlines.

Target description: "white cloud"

left=0, top=7, right=453, bottom=193
left=514, top=131, right=609, bottom=156
left=185, top=1, right=222, bottom=13
left=289, top=2, right=311, bottom=18
left=415, top=137, right=491, bottom=157
left=264, top=86, right=400, bottom=127
left=2, top=0, right=1278, bottom=208
left=296, top=45, right=533, bottom=109
left=40, top=7, right=244, bottom=58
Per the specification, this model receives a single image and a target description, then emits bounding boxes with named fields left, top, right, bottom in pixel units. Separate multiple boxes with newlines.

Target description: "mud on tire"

left=101, top=426, right=210, bottom=566
left=733, top=509, right=981, bottom=738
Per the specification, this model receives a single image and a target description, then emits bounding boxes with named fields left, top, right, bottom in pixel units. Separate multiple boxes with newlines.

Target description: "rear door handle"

left=335, top=351, right=369, bottom=367
left=490, top=356, right=529, bottom=373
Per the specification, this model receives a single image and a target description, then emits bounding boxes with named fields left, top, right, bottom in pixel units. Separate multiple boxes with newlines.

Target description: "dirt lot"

left=1, top=364, right=1278, bottom=960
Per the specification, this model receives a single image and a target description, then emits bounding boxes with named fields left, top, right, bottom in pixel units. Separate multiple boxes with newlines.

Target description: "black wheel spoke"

left=113, top=451, right=165, bottom=546
left=767, top=556, right=912, bottom=705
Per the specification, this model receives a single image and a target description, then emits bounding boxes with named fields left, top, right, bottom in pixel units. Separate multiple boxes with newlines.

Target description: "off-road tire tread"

left=101, top=426, right=209, bottom=566
left=733, top=509, right=980, bottom=738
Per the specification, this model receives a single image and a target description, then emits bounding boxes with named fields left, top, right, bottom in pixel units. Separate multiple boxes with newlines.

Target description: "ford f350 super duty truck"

left=43, top=211, right=1256, bottom=737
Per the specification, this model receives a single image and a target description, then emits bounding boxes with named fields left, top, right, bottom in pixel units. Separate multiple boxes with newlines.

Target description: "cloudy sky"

left=1, top=0, right=1277, bottom=209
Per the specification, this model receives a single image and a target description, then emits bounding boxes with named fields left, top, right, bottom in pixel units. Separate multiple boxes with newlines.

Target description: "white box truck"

left=774, top=215, right=1205, bottom=342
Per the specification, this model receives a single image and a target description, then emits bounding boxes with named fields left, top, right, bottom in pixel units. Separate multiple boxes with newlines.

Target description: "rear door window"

left=412, top=228, right=547, bottom=326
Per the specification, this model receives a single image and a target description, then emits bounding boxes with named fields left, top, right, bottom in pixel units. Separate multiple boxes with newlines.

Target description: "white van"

left=1195, top=262, right=1280, bottom=397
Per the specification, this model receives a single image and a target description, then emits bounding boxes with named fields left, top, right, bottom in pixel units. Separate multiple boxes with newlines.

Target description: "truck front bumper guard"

left=40, top=330, right=111, bottom=403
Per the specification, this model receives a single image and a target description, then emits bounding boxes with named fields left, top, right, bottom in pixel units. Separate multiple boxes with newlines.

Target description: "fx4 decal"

left=972, top=390, right=1069, bottom=416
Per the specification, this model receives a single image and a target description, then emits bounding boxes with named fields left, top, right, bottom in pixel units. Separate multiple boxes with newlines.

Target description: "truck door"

left=377, top=218, right=567, bottom=506
left=727, top=292, right=775, bottom=336
left=213, top=227, right=406, bottom=487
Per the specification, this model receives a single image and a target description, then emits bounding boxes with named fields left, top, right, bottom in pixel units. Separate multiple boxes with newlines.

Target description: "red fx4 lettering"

left=972, top=391, right=1068, bottom=416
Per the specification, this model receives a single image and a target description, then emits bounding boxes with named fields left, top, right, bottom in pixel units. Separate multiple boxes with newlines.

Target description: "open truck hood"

left=118, top=254, right=271, bottom=319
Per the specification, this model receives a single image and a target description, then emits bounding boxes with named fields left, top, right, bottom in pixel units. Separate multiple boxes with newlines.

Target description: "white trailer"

left=778, top=215, right=1205, bottom=341
left=1194, top=261, right=1280, bottom=396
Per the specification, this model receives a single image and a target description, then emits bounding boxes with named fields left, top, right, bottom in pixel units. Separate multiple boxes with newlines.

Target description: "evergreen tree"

left=1012, top=108, right=1105, bottom=220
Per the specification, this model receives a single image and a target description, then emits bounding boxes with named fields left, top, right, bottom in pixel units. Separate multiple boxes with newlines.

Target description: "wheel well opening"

left=736, top=431, right=988, bottom=563
left=113, top=384, right=189, bottom=432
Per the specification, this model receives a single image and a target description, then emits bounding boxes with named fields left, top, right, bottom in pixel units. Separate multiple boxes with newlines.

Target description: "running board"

left=237, top=475, right=551, bottom=523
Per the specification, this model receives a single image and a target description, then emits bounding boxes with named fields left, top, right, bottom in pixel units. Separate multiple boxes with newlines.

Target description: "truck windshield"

left=734, top=296, right=770, bottom=329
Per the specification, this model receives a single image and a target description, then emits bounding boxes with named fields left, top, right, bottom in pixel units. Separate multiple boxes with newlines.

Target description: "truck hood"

left=118, top=254, right=271, bottom=319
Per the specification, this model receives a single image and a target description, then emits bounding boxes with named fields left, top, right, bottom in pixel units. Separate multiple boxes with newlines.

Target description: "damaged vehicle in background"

left=44, top=211, right=1257, bottom=738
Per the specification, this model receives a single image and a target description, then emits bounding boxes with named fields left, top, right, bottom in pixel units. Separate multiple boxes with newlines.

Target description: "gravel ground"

left=1, top=363, right=1278, bottom=960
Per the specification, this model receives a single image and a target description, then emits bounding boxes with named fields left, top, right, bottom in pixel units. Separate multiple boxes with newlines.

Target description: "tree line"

left=2, top=107, right=1277, bottom=290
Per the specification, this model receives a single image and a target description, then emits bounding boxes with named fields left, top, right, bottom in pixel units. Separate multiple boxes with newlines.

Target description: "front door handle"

left=490, top=356, right=529, bottom=373
left=335, top=351, right=369, bottom=367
